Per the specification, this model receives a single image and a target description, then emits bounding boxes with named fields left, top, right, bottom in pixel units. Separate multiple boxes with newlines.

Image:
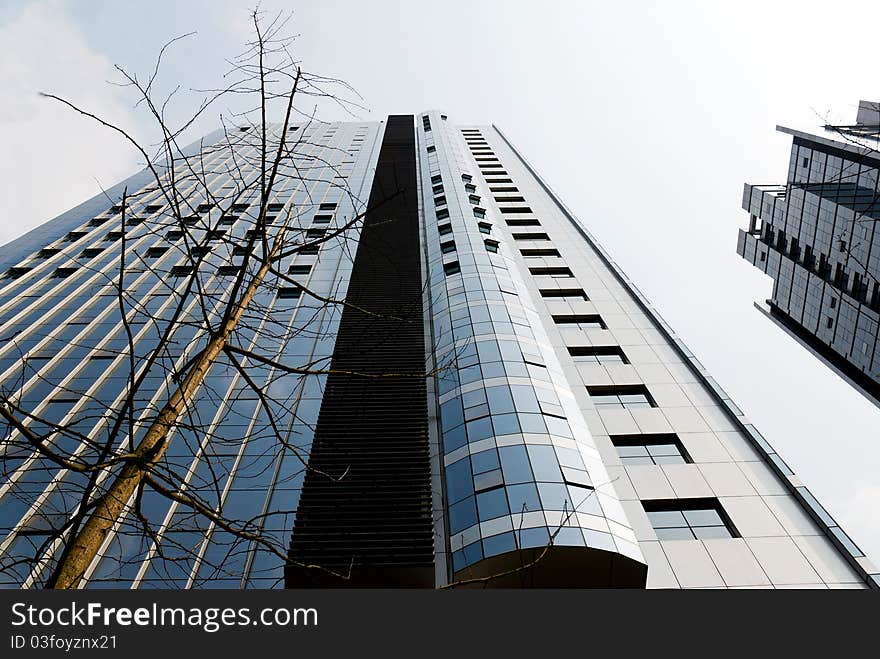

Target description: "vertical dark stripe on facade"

left=285, top=116, right=433, bottom=587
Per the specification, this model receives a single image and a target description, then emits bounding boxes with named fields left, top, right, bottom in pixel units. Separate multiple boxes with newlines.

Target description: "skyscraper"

left=1, top=111, right=875, bottom=589
left=738, top=100, right=880, bottom=408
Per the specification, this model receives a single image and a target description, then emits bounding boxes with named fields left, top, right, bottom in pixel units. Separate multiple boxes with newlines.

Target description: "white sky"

left=1, top=0, right=878, bottom=564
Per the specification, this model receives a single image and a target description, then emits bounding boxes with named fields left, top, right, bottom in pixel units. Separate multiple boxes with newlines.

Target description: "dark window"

left=434, top=195, right=447, bottom=207
left=38, top=248, right=61, bottom=258
left=147, top=247, right=169, bottom=258
left=4, top=267, right=31, bottom=279
left=520, top=248, right=561, bottom=257
left=473, top=207, right=486, bottom=218
left=171, top=265, right=193, bottom=277
left=277, top=286, right=302, bottom=299
left=567, top=345, right=628, bottom=363
left=217, top=265, right=241, bottom=276
left=530, top=266, right=574, bottom=277
left=612, top=434, right=691, bottom=465
left=299, top=245, right=320, bottom=255
left=826, top=316, right=834, bottom=329
left=498, top=206, right=533, bottom=214
left=440, top=240, right=456, bottom=254
left=443, top=261, right=461, bottom=276
left=643, top=499, right=738, bottom=540
left=319, top=202, right=337, bottom=211
left=427, top=145, right=436, bottom=153
left=267, top=203, right=285, bottom=212
left=313, top=214, right=332, bottom=224
left=437, top=208, right=450, bottom=220
left=553, top=314, right=606, bottom=329
left=145, top=205, right=162, bottom=213
left=438, top=223, right=453, bottom=236
left=478, top=222, right=492, bottom=234
left=81, top=248, right=103, bottom=259
left=219, top=215, right=238, bottom=225
left=431, top=174, right=442, bottom=185
left=66, top=231, right=87, bottom=242
left=506, top=219, right=542, bottom=227
left=587, top=385, right=655, bottom=409
left=508, top=233, right=550, bottom=240
left=802, top=157, right=809, bottom=168
left=196, top=203, right=214, bottom=212
left=89, top=218, right=108, bottom=226
left=461, top=173, right=473, bottom=182
left=288, top=264, right=312, bottom=275
left=484, top=239, right=499, bottom=253
left=53, top=267, right=77, bottom=278
left=540, top=288, right=588, bottom=300
left=232, top=203, right=249, bottom=212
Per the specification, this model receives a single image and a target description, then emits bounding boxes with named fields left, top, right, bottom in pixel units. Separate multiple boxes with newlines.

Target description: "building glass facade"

left=0, top=111, right=875, bottom=589
left=738, top=100, right=880, bottom=408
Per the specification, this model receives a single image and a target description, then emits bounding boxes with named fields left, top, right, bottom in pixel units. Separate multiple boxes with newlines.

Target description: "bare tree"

left=0, top=9, right=430, bottom=589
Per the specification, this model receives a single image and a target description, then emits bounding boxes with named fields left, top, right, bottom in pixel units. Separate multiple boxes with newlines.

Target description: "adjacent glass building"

left=738, top=100, right=880, bottom=408
left=1, top=111, right=876, bottom=589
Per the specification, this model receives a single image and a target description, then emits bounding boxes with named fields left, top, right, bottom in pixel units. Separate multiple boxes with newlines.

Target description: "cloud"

left=0, top=2, right=140, bottom=245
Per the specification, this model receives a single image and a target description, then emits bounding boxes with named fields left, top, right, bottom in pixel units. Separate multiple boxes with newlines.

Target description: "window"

left=232, top=203, right=249, bottom=212
left=319, top=202, right=337, bottom=211
left=520, top=248, right=561, bottom=257
left=219, top=215, right=238, bottom=225
left=436, top=208, right=450, bottom=220
left=567, top=345, right=628, bottom=363
left=478, top=222, right=492, bottom=234
left=473, top=207, right=486, bottom=219
left=830, top=297, right=837, bottom=309
left=431, top=174, right=442, bottom=185
left=5, top=266, right=33, bottom=280
left=464, top=183, right=477, bottom=194
left=440, top=240, right=456, bottom=254
left=313, top=214, right=332, bottom=224
left=553, top=314, right=606, bottom=329
left=434, top=195, right=447, bottom=207
left=587, top=385, right=655, bottom=409
left=498, top=206, right=533, bottom=214
left=468, top=194, right=481, bottom=205
left=147, top=246, right=169, bottom=258
left=89, top=218, right=108, bottom=226
left=438, top=223, right=453, bottom=236
left=66, top=231, right=87, bottom=242
left=643, top=499, right=738, bottom=540
left=299, top=245, right=320, bottom=255
left=432, top=184, right=444, bottom=195
left=196, top=203, right=214, bottom=212
left=490, top=186, right=519, bottom=193
left=218, top=265, right=241, bottom=276
left=443, top=260, right=461, bottom=276
left=81, top=248, right=103, bottom=259
left=267, top=203, right=284, bottom=212
left=145, top=205, right=163, bottom=213
left=53, top=267, right=77, bottom=278
left=427, top=145, right=436, bottom=153
left=826, top=316, right=834, bottom=329
left=170, top=265, right=193, bottom=277
left=288, top=264, right=312, bottom=275
left=461, top=174, right=472, bottom=182
left=802, top=157, right=809, bottom=168
left=506, top=219, right=542, bottom=227
left=38, top=248, right=61, bottom=258
left=540, top=288, right=588, bottom=300
left=105, top=231, right=124, bottom=241
left=530, top=266, right=573, bottom=277
left=484, top=239, right=499, bottom=253
left=495, top=196, right=525, bottom=203
left=277, top=286, right=302, bottom=299
left=612, top=434, right=691, bottom=465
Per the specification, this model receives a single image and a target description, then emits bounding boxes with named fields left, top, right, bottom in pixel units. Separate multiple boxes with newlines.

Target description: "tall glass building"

left=1, top=112, right=876, bottom=589
left=738, top=100, right=880, bottom=408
